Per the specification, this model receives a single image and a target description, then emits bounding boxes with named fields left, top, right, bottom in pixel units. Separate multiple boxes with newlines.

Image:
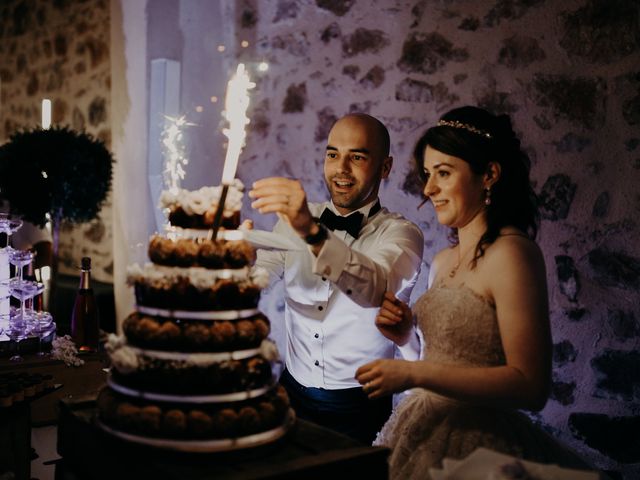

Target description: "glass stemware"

left=32, top=312, right=55, bottom=356
left=9, top=250, right=35, bottom=287
left=10, top=280, right=42, bottom=331
left=6, top=311, right=32, bottom=362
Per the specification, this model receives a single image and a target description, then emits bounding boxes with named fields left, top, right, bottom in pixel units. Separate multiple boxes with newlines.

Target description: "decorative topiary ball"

left=0, top=126, right=114, bottom=227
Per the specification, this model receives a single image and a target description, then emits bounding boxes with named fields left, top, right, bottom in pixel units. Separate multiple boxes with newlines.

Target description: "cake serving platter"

left=107, top=375, right=276, bottom=403
left=136, top=305, right=261, bottom=321
left=124, top=343, right=264, bottom=361
left=96, top=409, right=296, bottom=452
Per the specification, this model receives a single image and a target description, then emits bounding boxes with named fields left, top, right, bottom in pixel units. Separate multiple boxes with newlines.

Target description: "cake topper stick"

left=212, top=63, right=255, bottom=240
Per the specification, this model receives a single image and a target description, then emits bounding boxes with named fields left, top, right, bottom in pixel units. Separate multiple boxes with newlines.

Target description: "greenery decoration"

left=0, top=126, right=114, bottom=227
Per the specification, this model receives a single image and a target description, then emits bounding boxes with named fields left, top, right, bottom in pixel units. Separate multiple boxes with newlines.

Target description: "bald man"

left=249, top=113, right=424, bottom=444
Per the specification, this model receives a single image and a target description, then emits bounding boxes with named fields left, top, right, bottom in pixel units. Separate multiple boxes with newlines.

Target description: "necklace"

left=449, top=243, right=475, bottom=278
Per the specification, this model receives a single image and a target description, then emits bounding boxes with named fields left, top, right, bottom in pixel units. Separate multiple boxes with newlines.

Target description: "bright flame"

left=161, top=115, right=194, bottom=194
left=221, top=63, right=255, bottom=185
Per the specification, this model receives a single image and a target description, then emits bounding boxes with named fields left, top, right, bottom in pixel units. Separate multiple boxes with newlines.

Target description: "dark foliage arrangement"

left=0, top=126, right=114, bottom=227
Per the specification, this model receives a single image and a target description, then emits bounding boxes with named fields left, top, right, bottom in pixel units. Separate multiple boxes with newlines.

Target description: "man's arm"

left=312, top=219, right=423, bottom=307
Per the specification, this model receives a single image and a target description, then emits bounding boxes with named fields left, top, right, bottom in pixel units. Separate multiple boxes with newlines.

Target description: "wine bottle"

left=70, top=257, right=99, bottom=353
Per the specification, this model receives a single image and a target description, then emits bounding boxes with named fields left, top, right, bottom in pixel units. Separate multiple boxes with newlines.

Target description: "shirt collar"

left=327, top=198, right=380, bottom=221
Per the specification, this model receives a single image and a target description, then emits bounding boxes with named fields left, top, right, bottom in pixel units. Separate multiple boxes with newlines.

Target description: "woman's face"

left=422, top=145, right=486, bottom=229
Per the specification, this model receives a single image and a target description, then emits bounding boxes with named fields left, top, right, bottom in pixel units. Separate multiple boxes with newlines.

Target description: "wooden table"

left=56, top=395, right=390, bottom=479
left=0, top=352, right=108, bottom=480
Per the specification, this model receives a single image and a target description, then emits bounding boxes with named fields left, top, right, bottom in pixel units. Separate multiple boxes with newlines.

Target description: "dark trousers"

left=280, top=368, right=391, bottom=445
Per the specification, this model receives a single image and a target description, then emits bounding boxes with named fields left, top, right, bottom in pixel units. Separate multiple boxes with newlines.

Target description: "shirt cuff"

left=311, top=231, right=348, bottom=282
left=397, top=329, right=421, bottom=361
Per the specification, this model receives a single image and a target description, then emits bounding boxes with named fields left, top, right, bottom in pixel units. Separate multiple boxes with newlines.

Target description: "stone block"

left=560, top=0, right=640, bottom=64
left=359, top=66, right=385, bottom=90
left=282, top=83, right=307, bottom=113
left=315, top=107, right=337, bottom=143
left=538, top=174, right=576, bottom=220
left=550, top=379, right=576, bottom=406
left=316, top=0, right=354, bottom=17
left=397, top=32, right=468, bottom=75
left=553, top=340, right=577, bottom=366
left=498, top=35, right=546, bottom=69
left=569, top=412, right=640, bottom=463
left=553, top=133, right=592, bottom=153
left=342, top=28, right=389, bottom=58
left=531, top=74, right=606, bottom=130
left=484, top=0, right=545, bottom=27
left=273, top=0, right=299, bottom=22
left=588, top=248, right=640, bottom=290
left=591, top=349, right=640, bottom=402
left=591, top=192, right=609, bottom=218
left=607, top=309, right=639, bottom=339
left=555, top=255, right=580, bottom=302
left=320, top=23, right=340, bottom=43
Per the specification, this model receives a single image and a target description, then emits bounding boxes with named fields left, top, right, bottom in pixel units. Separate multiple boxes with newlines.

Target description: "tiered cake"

left=97, top=181, right=293, bottom=451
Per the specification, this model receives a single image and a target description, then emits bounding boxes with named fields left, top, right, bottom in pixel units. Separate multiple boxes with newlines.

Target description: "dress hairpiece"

left=436, top=119, right=492, bottom=139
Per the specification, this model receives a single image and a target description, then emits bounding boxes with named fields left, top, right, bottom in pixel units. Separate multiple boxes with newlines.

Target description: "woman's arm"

left=357, top=237, right=551, bottom=412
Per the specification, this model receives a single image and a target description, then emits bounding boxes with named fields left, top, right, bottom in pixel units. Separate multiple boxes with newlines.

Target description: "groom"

left=249, top=113, right=423, bottom=444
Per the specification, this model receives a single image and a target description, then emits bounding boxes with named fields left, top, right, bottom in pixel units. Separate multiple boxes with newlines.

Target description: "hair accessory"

left=437, top=119, right=492, bottom=139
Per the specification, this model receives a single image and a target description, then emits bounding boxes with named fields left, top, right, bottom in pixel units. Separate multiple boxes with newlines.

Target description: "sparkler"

left=161, top=115, right=193, bottom=194
left=212, top=63, right=255, bottom=240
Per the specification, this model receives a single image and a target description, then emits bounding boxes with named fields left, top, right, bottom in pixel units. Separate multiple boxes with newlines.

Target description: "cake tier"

left=148, top=234, right=255, bottom=269
left=160, top=181, right=244, bottom=230
left=106, top=335, right=278, bottom=396
left=97, top=384, right=290, bottom=440
left=123, top=311, right=270, bottom=352
left=127, top=264, right=268, bottom=311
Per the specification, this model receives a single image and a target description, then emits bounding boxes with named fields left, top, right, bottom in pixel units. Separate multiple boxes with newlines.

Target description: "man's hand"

left=249, top=177, right=315, bottom=238
left=375, top=291, right=414, bottom=346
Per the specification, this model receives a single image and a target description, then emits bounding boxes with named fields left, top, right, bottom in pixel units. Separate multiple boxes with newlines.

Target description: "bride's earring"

left=484, top=187, right=492, bottom=206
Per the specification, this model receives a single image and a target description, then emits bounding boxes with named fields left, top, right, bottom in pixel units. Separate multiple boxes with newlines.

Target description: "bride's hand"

left=355, top=359, right=413, bottom=399
left=375, top=292, right=414, bottom=346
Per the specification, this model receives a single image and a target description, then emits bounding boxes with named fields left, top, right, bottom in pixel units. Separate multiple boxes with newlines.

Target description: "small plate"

left=242, top=230, right=305, bottom=251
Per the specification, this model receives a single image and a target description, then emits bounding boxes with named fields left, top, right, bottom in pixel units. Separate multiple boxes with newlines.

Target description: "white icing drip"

left=106, top=334, right=139, bottom=374
left=126, top=263, right=253, bottom=290
left=159, top=179, right=244, bottom=216
left=259, top=339, right=281, bottom=363
left=106, top=337, right=275, bottom=371
left=250, top=267, right=269, bottom=289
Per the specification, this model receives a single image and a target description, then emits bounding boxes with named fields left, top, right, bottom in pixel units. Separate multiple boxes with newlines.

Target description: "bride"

left=356, top=106, right=589, bottom=478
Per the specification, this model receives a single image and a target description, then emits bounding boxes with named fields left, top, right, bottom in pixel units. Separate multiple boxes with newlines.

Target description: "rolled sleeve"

left=312, top=219, right=424, bottom=308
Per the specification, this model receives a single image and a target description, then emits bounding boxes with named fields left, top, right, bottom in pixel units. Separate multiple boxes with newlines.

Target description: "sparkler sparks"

left=161, top=115, right=194, bottom=194
left=221, top=63, right=255, bottom=185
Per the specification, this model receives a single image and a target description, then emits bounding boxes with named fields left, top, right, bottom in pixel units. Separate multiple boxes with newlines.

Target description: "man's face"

left=323, top=116, right=391, bottom=215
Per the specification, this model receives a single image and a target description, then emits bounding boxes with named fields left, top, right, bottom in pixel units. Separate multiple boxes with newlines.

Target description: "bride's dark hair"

left=414, top=106, right=539, bottom=264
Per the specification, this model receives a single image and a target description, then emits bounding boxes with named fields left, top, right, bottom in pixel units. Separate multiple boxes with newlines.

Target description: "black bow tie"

left=319, top=209, right=364, bottom=239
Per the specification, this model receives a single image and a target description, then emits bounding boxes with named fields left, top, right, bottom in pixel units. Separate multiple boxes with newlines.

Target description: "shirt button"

left=314, top=360, right=320, bottom=366
left=317, top=305, right=323, bottom=311
left=346, top=289, right=352, bottom=295
left=321, top=277, right=326, bottom=281
left=314, top=333, right=319, bottom=339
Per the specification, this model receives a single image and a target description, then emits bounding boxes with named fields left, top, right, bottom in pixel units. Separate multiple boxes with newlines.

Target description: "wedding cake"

left=96, top=180, right=293, bottom=450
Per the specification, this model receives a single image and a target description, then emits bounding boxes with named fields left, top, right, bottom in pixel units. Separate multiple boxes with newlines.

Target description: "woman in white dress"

left=356, top=106, right=589, bottom=478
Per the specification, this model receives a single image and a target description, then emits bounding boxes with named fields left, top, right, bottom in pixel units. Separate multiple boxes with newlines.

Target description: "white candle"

left=221, top=64, right=255, bottom=185
left=42, top=98, right=52, bottom=130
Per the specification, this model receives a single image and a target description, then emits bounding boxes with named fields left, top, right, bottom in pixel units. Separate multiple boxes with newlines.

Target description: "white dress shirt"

left=256, top=198, right=424, bottom=389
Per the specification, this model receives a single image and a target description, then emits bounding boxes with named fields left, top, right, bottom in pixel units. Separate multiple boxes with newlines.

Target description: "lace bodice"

left=414, top=284, right=506, bottom=367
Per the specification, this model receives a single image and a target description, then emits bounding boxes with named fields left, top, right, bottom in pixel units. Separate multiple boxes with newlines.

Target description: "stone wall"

left=231, top=0, right=639, bottom=477
left=0, top=0, right=113, bottom=282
